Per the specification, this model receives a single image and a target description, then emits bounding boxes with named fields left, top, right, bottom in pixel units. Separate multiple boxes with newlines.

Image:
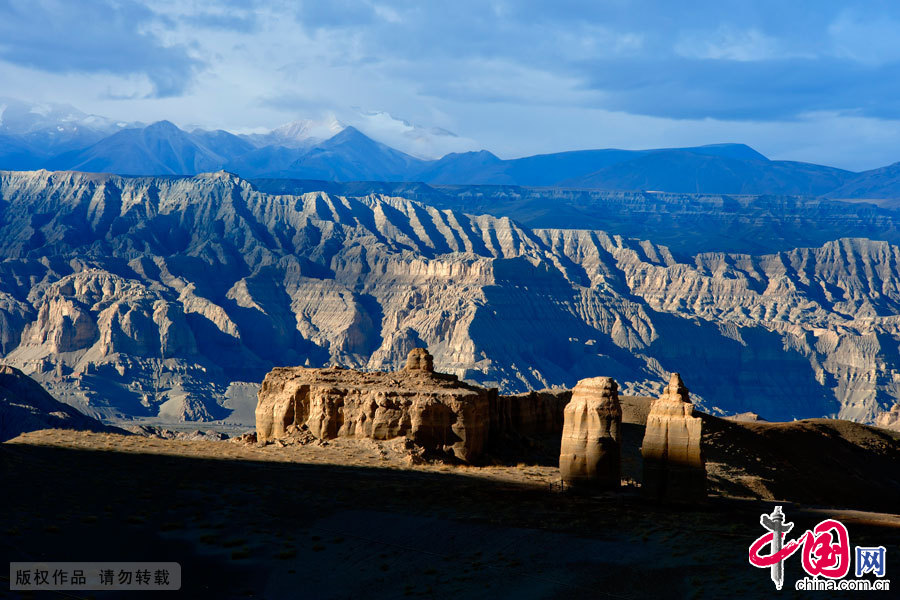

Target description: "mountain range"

left=3, top=99, right=900, bottom=197
left=248, top=179, right=900, bottom=255
left=2, top=169, right=900, bottom=428
left=0, top=97, right=136, bottom=169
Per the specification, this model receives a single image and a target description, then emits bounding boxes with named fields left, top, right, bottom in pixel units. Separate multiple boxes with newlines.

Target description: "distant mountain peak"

left=689, top=143, right=769, bottom=162
left=320, top=126, right=385, bottom=150
left=145, top=120, right=181, bottom=133
left=3, top=100, right=899, bottom=196
left=450, top=149, right=499, bottom=159
left=0, top=97, right=134, bottom=135
left=332, top=125, right=364, bottom=138
left=435, top=149, right=501, bottom=164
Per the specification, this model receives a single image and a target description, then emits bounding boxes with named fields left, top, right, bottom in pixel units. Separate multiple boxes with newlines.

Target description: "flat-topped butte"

left=256, top=349, right=495, bottom=461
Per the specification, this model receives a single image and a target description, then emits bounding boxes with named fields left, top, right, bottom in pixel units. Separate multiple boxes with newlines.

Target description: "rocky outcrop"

left=405, top=347, right=434, bottom=372
left=559, top=377, right=622, bottom=490
left=256, top=349, right=494, bottom=461
left=0, top=364, right=118, bottom=441
left=876, top=404, right=900, bottom=432
left=641, top=374, right=706, bottom=503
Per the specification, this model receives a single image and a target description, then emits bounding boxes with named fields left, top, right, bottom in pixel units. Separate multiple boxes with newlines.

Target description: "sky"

left=2, top=0, right=900, bottom=170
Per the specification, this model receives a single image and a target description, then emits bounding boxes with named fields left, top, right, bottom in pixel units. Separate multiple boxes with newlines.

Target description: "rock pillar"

left=641, top=373, right=706, bottom=502
left=559, top=377, right=622, bottom=490
left=405, top=348, right=434, bottom=372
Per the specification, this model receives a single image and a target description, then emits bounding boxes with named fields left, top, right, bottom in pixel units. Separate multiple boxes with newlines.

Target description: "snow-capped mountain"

left=5, top=97, right=900, bottom=198
left=0, top=97, right=136, bottom=156
left=241, top=117, right=345, bottom=149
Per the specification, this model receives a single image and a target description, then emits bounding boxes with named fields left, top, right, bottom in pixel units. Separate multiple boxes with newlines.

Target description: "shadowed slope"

left=4, top=429, right=899, bottom=598
left=0, top=365, right=118, bottom=441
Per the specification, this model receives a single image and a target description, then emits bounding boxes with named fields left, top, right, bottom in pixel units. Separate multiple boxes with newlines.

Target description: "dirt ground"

left=2, top=428, right=899, bottom=599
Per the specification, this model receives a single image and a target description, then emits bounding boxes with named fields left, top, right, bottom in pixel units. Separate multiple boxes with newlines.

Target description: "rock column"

left=641, top=373, right=706, bottom=503
left=559, top=377, right=622, bottom=490
left=405, top=348, right=434, bottom=372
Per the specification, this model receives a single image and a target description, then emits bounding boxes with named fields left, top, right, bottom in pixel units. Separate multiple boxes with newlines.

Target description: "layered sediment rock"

left=559, top=377, right=622, bottom=489
left=4, top=171, right=900, bottom=426
left=641, top=374, right=706, bottom=502
left=256, top=349, right=495, bottom=461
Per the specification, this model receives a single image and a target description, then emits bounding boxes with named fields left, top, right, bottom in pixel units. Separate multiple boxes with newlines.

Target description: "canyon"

left=2, top=169, right=900, bottom=428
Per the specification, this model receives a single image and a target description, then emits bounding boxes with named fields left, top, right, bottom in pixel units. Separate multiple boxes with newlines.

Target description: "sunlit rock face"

left=1, top=170, right=900, bottom=424
left=559, top=377, right=622, bottom=490
left=876, top=403, right=900, bottom=432
left=256, top=349, right=493, bottom=462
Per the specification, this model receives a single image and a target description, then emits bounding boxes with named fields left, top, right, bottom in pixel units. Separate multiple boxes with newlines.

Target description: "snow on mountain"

left=242, top=116, right=345, bottom=149
left=6, top=97, right=900, bottom=198
left=0, top=97, right=135, bottom=154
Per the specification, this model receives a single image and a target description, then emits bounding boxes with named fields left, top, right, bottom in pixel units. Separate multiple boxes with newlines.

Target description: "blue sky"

left=2, top=0, right=900, bottom=169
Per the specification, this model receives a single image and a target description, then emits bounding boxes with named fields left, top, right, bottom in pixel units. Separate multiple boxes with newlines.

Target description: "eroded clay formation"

left=558, top=377, right=622, bottom=490
left=641, top=373, right=707, bottom=502
left=256, top=348, right=495, bottom=461
left=4, top=171, right=900, bottom=426
left=258, top=352, right=709, bottom=498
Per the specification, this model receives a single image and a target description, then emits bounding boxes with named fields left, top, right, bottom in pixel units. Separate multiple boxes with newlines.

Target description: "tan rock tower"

left=405, top=347, right=434, bottom=372
left=641, top=373, right=706, bottom=502
left=559, top=377, right=622, bottom=490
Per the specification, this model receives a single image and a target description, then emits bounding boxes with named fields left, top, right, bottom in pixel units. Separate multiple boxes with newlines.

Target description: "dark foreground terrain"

left=2, top=429, right=898, bottom=599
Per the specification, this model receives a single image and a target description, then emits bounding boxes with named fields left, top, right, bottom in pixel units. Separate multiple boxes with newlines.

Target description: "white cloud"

left=344, top=109, right=481, bottom=158
left=4, top=0, right=900, bottom=171
left=371, top=2, right=403, bottom=24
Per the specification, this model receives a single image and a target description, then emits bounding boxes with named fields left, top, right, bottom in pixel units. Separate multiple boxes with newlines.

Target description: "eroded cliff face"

left=255, top=350, right=493, bottom=461
left=1, top=169, right=899, bottom=424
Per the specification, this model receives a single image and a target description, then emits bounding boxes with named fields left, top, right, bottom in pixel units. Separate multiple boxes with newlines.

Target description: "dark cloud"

left=0, top=0, right=201, bottom=97
left=4, top=0, right=900, bottom=170
left=283, top=0, right=900, bottom=122
left=577, top=58, right=900, bottom=121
